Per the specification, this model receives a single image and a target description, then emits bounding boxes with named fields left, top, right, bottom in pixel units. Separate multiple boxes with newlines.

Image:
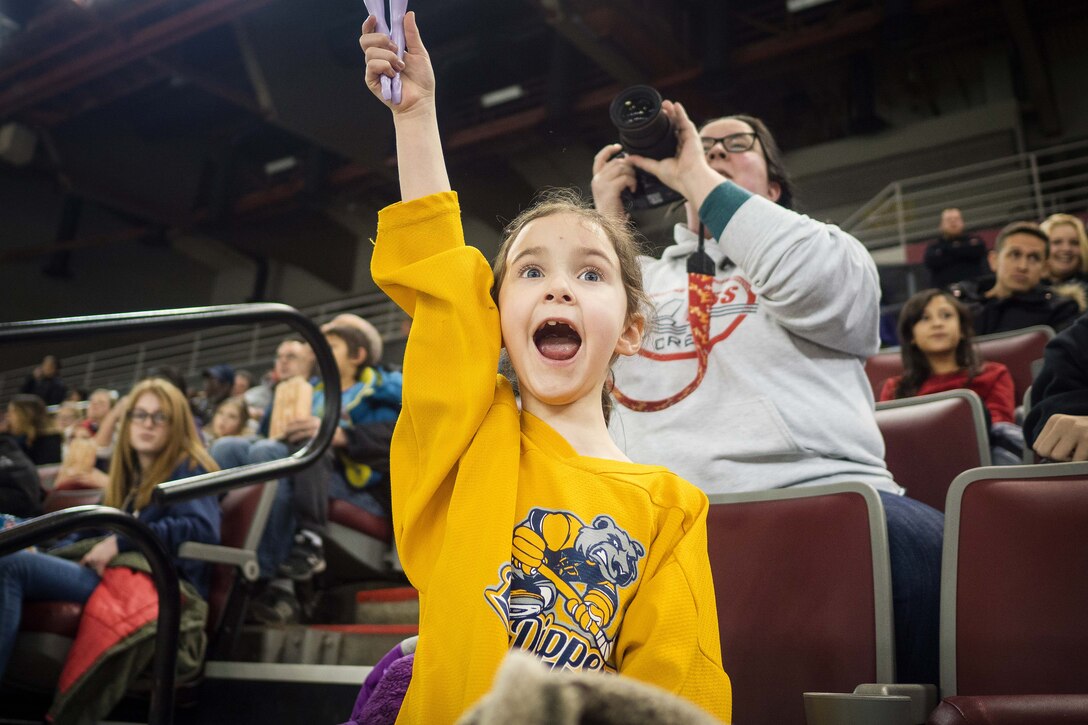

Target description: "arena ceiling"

left=0, top=0, right=1077, bottom=293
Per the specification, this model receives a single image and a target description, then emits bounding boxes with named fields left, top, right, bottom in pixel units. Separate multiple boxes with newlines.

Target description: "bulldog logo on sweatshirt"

left=484, top=509, right=645, bottom=670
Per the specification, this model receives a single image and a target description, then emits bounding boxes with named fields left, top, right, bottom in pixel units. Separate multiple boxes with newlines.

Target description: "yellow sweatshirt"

left=373, top=192, right=732, bottom=724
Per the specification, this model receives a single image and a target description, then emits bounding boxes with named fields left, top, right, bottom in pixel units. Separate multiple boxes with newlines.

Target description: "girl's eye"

left=580, top=268, right=603, bottom=282
left=519, top=266, right=543, bottom=279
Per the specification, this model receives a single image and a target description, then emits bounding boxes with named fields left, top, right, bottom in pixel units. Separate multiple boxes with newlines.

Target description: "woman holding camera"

left=591, top=101, right=943, bottom=687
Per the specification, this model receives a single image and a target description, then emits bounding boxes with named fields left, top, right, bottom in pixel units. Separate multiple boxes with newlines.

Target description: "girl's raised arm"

left=360, top=11, right=450, bottom=202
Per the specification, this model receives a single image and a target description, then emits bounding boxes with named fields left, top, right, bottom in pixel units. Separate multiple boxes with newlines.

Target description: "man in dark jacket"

left=19, top=355, right=67, bottom=406
left=1025, top=314, right=1088, bottom=461
left=950, top=221, right=1080, bottom=335
left=924, top=208, right=988, bottom=288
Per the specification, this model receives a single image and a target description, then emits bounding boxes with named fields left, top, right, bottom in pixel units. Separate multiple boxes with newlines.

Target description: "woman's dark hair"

left=701, top=114, right=795, bottom=210
left=894, top=289, right=981, bottom=399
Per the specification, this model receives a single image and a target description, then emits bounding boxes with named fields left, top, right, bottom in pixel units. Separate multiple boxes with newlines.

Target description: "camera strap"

left=610, top=224, right=717, bottom=413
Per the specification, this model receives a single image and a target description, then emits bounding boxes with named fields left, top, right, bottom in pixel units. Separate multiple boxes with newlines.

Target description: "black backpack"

left=0, top=434, right=44, bottom=518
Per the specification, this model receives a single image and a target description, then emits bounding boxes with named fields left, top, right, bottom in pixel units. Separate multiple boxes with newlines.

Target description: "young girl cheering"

left=360, top=12, right=729, bottom=723
left=880, top=289, right=1022, bottom=463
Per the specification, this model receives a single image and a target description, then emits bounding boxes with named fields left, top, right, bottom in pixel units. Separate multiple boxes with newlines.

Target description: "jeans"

left=211, top=437, right=292, bottom=578
left=329, top=470, right=387, bottom=518
left=878, top=491, right=943, bottom=687
left=0, top=551, right=101, bottom=678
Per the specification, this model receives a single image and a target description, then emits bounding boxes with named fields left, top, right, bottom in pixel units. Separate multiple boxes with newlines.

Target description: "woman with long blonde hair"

left=0, top=377, right=221, bottom=684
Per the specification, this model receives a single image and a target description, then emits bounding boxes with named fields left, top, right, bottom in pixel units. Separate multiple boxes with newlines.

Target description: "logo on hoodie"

left=612, top=272, right=758, bottom=411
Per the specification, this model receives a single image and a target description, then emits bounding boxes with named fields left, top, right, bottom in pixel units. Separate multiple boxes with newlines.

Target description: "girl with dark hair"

left=880, top=289, right=1022, bottom=463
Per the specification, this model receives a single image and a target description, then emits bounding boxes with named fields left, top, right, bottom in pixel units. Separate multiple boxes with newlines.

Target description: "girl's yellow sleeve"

left=614, top=499, right=732, bottom=722
left=371, top=192, right=503, bottom=585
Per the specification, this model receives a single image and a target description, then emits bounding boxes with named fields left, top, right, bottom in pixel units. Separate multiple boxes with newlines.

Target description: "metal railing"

left=0, top=303, right=343, bottom=725
left=0, top=290, right=405, bottom=404
left=842, top=138, right=1088, bottom=254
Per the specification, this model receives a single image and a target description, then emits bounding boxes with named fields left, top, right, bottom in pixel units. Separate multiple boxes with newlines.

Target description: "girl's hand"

left=626, top=101, right=725, bottom=209
left=360, top=11, right=434, bottom=117
left=590, top=144, right=637, bottom=220
left=80, top=535, right=119, bottom=576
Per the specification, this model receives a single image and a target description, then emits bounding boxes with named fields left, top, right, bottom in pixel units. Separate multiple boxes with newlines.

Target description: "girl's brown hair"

left=106, top=378, right=218, bottom=511
left=490, top=188, right=649, bottom=422
left=894, top=289, right=981, bottom=399
left=211, top=396, right=249, bottom=437
left=8, top=394, right=56, bottom=445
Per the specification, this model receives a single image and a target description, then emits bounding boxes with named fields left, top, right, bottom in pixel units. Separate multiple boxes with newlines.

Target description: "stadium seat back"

left=707, top=483, right=895, bottom=725
left=941, top=463, right=1088, bottom=697
left=876, top=390, right=991, bottom=512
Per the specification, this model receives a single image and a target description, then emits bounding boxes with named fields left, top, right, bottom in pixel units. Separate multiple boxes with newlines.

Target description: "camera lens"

left=609, top=85, right=676, bottom=161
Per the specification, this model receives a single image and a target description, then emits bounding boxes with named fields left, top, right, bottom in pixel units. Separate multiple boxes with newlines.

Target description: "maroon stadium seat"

left=928, top=694, right=1088, bottom=724
left=7, top=480, right=277, bottom=691
left=875, top=390, right=991, bottom=512
left=707, top=483, right=895, bottom=725
left=934, top=463, right=1088, bottom=722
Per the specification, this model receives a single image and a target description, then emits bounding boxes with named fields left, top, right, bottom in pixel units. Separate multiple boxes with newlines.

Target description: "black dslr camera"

left=609, top=85, right=684, bottom=210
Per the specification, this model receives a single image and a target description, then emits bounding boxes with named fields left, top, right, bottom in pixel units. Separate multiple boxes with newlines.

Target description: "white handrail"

left=843, top=137, right=1088, bottom=253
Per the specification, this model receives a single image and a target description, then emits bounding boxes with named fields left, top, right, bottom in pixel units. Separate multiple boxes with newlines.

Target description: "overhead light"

left=786, top=0, right=836, bottom=11
left=264, top=156, right=298, bottom=175
left=480, top=84, right=525, bottom=109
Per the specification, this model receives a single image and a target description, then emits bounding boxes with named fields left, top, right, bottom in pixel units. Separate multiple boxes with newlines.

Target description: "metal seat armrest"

left=804, top=684, right=938, bottom=725
left=178, top=542, right=259, bottom=582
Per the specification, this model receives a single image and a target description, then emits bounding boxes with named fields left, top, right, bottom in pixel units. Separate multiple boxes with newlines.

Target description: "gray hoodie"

left=609, top=182, right=901, bottom=495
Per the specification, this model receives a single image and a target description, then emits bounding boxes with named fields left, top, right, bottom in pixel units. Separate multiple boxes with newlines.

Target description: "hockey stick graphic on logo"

left=537, top=563, right=609, bottom=651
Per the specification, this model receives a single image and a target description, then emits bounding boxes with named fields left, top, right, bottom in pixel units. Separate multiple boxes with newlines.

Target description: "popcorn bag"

left=269, top=376, right=314, bottom=440
left=61, top=437, right=98, bottom=478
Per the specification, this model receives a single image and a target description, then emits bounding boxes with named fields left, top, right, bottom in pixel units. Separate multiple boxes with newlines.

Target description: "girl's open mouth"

left=534, top=320, right=581, bottom=361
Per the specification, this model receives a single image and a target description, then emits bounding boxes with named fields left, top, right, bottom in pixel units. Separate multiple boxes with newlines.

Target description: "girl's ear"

left=614, top=314, right=644, bottom=357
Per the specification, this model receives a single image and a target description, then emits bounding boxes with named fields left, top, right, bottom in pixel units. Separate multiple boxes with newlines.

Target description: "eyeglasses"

left=128, top=409, right=170, bottom=427
left=700, top=132, right=759, bottom=154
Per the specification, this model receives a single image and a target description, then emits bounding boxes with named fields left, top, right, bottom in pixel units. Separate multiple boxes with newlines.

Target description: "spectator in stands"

left=1040, top=213, right=1088, bottom=311
left=243, top=369, right=275, bottom=421
left=0, top=378, right=220, bottom=708
left=54, top=402, right=83, bottom=440
left=362, top=15, right=729, bottom=719
left=203, top=396, right=251, bottom=444
left=6, top=395, right=62, bottom=465
left=923, top=208, right=987, bottom=289
left=81, top=388, right=113, bottom=437
left=591, top=103, right=943, bottom=684
left=19, top=355, right=67, bottom=406
left=879, top=289, right=1022, bottom=464
left=950, top=221, right=1080, bottom=335
left=210, top=337, right=316, bottom=607
left=231, top=369, right=256, bottom=397
left=194, top=364, right=235, bottom=424
left=63, top=388, right=86, bottom=404
left=248, top=322, right=402, bottom=624
left=1024, top=314, right=1088, bottom=461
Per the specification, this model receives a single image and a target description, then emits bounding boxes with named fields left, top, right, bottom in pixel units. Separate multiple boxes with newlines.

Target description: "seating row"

left=707, top=462, right=1088, bottom=725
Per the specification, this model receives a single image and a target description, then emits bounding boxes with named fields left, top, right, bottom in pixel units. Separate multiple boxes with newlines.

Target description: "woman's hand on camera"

left=360, top=11, right=434, bottom=116
left=626, top=101, right=725, bottom=212
left=591, top=144, right=636, bottom=220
